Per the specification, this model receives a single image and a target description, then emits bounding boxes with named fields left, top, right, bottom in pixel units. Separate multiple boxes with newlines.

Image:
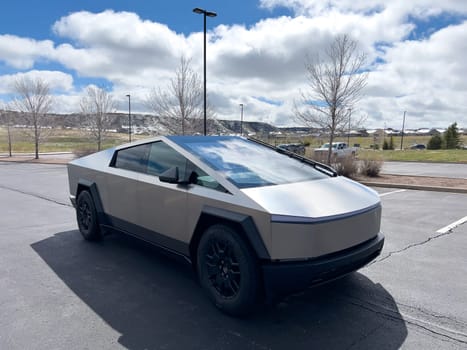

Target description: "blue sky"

left=0, top=0, right=466, bottom=129
left=0, top=1, right=292, bottom=38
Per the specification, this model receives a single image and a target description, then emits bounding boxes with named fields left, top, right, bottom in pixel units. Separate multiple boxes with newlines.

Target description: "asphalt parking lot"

left=1, top=163, right=466, bottom=349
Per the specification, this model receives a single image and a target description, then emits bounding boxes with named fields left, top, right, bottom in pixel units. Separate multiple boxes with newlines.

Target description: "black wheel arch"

left=76, top=180, right=110, bottom=226
left=189, top=206, right=270, bottom=267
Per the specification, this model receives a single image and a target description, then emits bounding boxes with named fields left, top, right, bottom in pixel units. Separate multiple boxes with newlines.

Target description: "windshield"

left=321, top=143, right=337, bottom=149
left=170, top=136, right=328, bottom=189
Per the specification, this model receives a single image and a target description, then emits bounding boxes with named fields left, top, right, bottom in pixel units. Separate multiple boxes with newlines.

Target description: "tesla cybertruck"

left=68, top=136, right=384, bottom=315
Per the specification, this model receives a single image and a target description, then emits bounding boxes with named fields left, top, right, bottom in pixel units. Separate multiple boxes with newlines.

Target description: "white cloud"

left=260, top=0, right=467, bottom=17
left=52, top=10, right=188, bottom=79
left=0, top=70, right=74, bottom=95
left=362, top=21, right=467, bottom=128
left=0, top=35, right=54, bottom=69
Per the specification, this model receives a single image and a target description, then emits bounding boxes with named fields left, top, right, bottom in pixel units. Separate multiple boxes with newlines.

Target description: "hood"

left=241, top=176, right=380, bottom=219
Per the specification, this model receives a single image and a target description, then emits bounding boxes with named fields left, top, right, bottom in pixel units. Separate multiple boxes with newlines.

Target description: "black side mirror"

left=159, top=167, right=179, bottom=184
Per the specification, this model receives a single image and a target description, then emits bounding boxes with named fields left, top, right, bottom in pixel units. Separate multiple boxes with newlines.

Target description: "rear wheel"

left=197, top=225, right=260, bottom=316
left=76, top=190, right=101, bottom=241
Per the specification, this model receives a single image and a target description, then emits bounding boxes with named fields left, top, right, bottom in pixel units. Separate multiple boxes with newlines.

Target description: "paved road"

left=382, top=161, right=467, bottom=178
left=1, top=163, right=466, bottom=349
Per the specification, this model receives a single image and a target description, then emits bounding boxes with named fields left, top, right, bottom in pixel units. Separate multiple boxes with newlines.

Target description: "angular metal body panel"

left=270, top=205, right=381, bottom=259
left=242, top=176, right=379, bottom=218
left=185, top=186, right=272, bottom=253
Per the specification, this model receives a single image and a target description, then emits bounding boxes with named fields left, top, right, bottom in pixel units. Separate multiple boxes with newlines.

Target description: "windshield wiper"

left=247, top=137, right=338, bottom=177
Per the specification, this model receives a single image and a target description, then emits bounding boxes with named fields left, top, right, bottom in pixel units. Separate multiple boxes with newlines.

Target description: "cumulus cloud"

left=0, top=35, right=54, bottom=69
left=52, top=10, right=188, bottom=79
left=362, top=20, right=467, bottom=127
left=260, top=0, right=467, bottom=17
left=0, top=70, right=74, bottom=95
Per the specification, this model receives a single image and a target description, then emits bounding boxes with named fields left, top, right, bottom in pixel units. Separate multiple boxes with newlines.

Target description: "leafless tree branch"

left=294, top=34, right=368, bottom=163
left=80, top=86, right=116, bottom=151
left=145, top=56, right=215, bottom=135
left=11, top=77, right=53, bottom=159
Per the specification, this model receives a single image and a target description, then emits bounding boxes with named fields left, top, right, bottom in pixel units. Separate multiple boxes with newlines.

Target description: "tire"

left=76, top=190, right=101, bottom=241
left=197, top=225, right=260, bottom=316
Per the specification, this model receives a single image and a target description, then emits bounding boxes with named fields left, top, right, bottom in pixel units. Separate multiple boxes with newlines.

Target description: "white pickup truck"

left=314, top=142, right=357, bottom=160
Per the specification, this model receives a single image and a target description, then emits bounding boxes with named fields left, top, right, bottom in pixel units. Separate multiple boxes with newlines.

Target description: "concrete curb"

left=359, top=181, right=467, bottom=194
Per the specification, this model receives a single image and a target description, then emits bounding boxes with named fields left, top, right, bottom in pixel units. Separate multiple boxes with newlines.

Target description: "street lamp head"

left=126, top=94, right=130, bottom=98
left=193, top=7, right=217, bottom=17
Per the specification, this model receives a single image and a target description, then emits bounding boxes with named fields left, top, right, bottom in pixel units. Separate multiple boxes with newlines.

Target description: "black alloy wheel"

left=76, top=190, right=101, bottom=241
left=197, top=224, right=260, bottom=316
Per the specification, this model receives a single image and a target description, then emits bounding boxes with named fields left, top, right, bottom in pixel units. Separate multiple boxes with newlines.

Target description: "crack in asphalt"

left=0, top=184, right=72, bottom=208
left=367, top=225, right=463, bottom=267
left=395, top=300, right=467, bottom=327
left=344, top=296, right=467, bottom=345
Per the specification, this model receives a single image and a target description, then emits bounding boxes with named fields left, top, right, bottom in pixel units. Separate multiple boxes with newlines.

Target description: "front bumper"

left=261, top=232, right=384, bottom=299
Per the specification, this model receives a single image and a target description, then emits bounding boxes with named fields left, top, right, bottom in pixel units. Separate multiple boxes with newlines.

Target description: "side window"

left=147, top=141, right=188, bottom=178
left=186, top=163, right=228, bottom=193
left=113, top=143, right=151, bottom=173
left=114, top=140, right=228, bottom=192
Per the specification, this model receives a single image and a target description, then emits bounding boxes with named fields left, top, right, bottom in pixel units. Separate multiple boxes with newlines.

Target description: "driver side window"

left=147, top=141, right=228, bottom=193
left=147, top=141, right=188, bottom=178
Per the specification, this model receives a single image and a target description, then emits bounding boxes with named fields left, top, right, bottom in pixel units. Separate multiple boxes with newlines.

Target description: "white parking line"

left=437, top=216, right=467, bottom=234
left=379, top=189, right=407, bottom=197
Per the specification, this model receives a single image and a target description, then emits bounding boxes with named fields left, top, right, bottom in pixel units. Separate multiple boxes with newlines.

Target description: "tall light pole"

left=193, top=7, right=217, bottom=136
left=384, top=121, right=387, bottom=143
left=400, top=110, right=406, bottom=150
left=126, top=94, right=131, bottom=142
left=239, top=103, right=244, bottom=136
left=347, top=108, right=351, bottom=146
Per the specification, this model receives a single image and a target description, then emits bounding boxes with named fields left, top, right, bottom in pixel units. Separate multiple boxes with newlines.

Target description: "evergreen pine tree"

left=444, top=122, right=461, bottom=149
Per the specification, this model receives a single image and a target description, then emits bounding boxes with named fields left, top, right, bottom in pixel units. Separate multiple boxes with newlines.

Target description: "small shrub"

left=311, top=151, right=328, bottom=163
left=427, top=134, right=442, bottom=150
left=333, top=155, right=358, bottom=178
left=382, top=140, right=389, bottom=150
left=360, top=158, right=383, bottom=177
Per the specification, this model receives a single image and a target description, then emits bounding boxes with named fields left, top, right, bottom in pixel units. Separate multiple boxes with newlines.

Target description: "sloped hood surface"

left=242, top=176, right=380, bottom=219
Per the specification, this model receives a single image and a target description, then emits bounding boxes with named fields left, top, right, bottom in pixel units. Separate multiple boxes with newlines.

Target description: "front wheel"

left=76, top=190, right=101, bottom=241
left=197, top=225, right=261, bottom=316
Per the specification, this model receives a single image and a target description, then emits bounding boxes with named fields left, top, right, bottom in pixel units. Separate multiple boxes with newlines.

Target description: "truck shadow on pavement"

left=32, top=230, right=407, bottom=350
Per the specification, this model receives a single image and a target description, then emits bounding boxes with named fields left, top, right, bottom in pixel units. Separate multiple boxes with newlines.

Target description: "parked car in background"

left=410, top=144, right=426, bottom=150
left=314, top=142, right=357, bottom=160
left=68, top=136, right=383, bottom=316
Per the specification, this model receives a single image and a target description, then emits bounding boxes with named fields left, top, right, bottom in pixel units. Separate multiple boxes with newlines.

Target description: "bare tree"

left=11, top=77, right=53, bottom=159
left=145, top=56, right=214, bottom=135
left=80, top=86, right=116, bottom=151
left=295, top=34, right=368, bottom=164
